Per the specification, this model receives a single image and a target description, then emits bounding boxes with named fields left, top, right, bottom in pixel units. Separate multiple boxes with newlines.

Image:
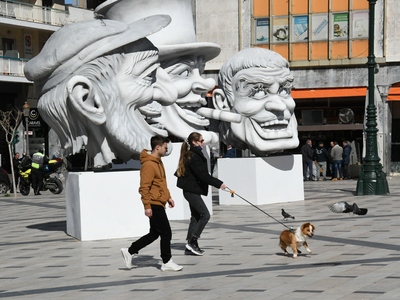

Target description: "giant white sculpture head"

left=95, top=0, right=221, bottom=143
left=24, top=16, right=178, bottom=167
left=212, top=47, right=299, bottom=156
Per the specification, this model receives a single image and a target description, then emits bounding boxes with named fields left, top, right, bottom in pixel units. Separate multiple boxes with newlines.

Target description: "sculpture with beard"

left=24, top=16, right=178, bottom=167
left=94, top=0, right=221, bottom=144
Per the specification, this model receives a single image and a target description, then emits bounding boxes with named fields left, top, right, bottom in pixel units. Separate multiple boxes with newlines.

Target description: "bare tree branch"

left=0, top=107, right=23, bottom=197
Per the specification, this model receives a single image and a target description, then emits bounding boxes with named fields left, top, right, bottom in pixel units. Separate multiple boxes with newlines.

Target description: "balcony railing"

left=0, top=0, right=69, bottom=26
left=0, top=56, right=27, bottom=77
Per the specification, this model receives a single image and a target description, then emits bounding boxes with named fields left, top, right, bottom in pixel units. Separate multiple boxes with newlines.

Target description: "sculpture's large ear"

left=212, top=89, right=231, bottom=111
left=67, top=75, right=106, bottom=125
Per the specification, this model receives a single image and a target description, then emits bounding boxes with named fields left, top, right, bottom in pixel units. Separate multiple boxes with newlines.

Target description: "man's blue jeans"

left=303, top=159, right=313, bottom=180
left=333, top=160, right=343, bottom=179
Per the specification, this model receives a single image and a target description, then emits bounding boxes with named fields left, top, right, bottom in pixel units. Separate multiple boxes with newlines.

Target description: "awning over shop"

left=387, top=85, right=400, bottom=101
left=292, top=85, right=400, bottom=101
left=292, top=87, right=367, bottom=99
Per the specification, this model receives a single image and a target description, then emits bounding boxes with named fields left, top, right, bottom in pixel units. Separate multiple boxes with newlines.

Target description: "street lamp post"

left=22, top=102, right=30, bottom=156
left=356, top=0, right=389, bottom=195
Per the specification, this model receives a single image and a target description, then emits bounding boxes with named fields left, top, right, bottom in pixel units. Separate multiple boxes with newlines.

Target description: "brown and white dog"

left=279, top=222, right=315, bottom=258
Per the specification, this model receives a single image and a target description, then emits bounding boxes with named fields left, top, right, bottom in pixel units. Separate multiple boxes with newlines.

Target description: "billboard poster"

left=311, top=14, right=328, bottom=41
left=292, top=15, right=308, bottom=42
left=272, top=18, right=289, bottom=42
left=255, top=18, right=270, bottom=44
left=352, top=11, right=368, bottom=38
left=332, top=13, right=348, bottom=39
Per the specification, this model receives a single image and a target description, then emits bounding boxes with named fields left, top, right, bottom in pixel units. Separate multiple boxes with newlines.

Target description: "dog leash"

left=225, top=187, right=293, bottom=233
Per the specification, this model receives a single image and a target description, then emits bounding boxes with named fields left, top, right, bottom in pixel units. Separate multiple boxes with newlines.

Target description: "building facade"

left=0, top=0, right=93, bottom=170
left=197, top=0, right=400, bottom=174
left=2, top=0, right=399, bottom=175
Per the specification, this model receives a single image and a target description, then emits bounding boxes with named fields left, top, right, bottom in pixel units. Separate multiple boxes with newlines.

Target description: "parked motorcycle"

left=19, top=157, right=64, bottom=196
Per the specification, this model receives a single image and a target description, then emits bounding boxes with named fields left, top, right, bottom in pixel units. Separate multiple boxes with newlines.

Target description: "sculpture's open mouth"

left=139, top=94, right=210, bottom=129
left=258, top=119, right=289, bottom=130
left=250, top=118, right=293, bottom=139
left=138, top=101, right=166, bottom=133
left=175, top=93, right=209, bottom=126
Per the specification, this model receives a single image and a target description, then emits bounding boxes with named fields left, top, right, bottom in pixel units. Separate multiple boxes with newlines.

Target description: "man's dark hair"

left=150, top=135, right=170, bottom=151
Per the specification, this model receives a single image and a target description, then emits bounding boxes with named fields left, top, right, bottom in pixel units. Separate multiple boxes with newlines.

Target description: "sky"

left=65, top=0, right=72, bottom=4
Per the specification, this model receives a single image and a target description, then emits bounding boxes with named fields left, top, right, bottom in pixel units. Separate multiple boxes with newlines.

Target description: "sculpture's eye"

left=249, top=83, right=268, bottom=98
left=278, top=87, right=289, bottom=96
left=179, top=69, right=190, bottom=77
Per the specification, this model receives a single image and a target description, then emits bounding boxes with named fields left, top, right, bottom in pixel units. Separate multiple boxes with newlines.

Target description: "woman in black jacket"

left=176, top=132, right=227, bottom=256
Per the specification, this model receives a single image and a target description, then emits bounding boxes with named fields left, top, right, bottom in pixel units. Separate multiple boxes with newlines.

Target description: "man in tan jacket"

left=121, top=135, right=182, bottom=272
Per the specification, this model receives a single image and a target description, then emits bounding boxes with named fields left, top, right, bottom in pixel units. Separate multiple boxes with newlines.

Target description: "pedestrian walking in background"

left=10, top=152, right=21, bottom=193
left=301, top=139, right=314, bottom=181
left=120, top=135, right=182, bottom=272
left=314, top=141, right=330, bottom=181
left=342, top=140, right=352, bottom=179
left=330, top=141, right=343, bottom=180
left=176, top=132, right=227, bottom=256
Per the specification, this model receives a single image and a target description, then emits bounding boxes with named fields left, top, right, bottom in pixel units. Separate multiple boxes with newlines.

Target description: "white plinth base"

left=218, top=154, right=304, bottom=205
left=66, top=171, right=149, bottom=241
left=65, top=142, right=212, bottom=241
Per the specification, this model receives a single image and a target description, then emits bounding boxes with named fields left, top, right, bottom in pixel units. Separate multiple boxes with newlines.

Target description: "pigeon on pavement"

left=328, top=201, right=368, bottom=215
left=281, top=209, right=295, bottom=220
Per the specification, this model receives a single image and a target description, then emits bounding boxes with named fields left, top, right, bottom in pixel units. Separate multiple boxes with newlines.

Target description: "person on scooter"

left=31, top=149, right=48, bottom=195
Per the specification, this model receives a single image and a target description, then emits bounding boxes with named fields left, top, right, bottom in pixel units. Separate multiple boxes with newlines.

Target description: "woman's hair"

left=176, top=132, right=202, bottom=177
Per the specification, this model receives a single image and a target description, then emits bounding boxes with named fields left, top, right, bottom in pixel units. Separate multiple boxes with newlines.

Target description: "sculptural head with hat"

left=24, top=15, right=178, bottom=167
left=95, top=0, right=221, bottom=144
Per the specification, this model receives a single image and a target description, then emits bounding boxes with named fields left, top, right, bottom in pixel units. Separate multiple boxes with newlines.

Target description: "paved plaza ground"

left=1, top=176, right=400, bottom=299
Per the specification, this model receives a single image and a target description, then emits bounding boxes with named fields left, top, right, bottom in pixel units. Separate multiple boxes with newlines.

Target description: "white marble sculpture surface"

left=95, top=0, right=221, bottom=143
left=24, top=16, right=178, bottom=167
left=199, top=47, right=299, bottom=156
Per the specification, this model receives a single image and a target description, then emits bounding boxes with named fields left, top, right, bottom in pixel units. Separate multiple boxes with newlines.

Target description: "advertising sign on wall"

left=311, top=14, right=329, bottom=41
left=255, top=18, right=270, bottom=44
left=272, top=17, right=289, bottom=42
left=292, top=15, right=308, bottom=42
left=332, top=13, right=349, bottom=40
left=352, top=11, right=368, bottom=38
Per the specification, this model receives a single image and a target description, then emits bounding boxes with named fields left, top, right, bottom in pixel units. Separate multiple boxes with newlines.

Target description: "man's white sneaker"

left=120, top=248, right=136, bottom=269
left=161, top=259, right=183, bottom=271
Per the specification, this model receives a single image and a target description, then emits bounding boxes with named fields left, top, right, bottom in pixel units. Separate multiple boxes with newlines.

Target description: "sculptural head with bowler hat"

left=95, top=0, right=222, bottom=144
left=24, top=15, right=178, bottom=167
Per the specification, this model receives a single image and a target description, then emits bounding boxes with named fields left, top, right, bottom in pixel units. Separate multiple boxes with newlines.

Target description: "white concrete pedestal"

left=65, top=143, right=212, bottom=241
left=218, top=154, right=304, bottom=205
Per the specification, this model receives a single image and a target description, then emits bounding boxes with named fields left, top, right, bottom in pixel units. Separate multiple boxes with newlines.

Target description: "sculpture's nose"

left=191, top=69, right=215, bottom=94
left=264, top=96, right=287, bottom=112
